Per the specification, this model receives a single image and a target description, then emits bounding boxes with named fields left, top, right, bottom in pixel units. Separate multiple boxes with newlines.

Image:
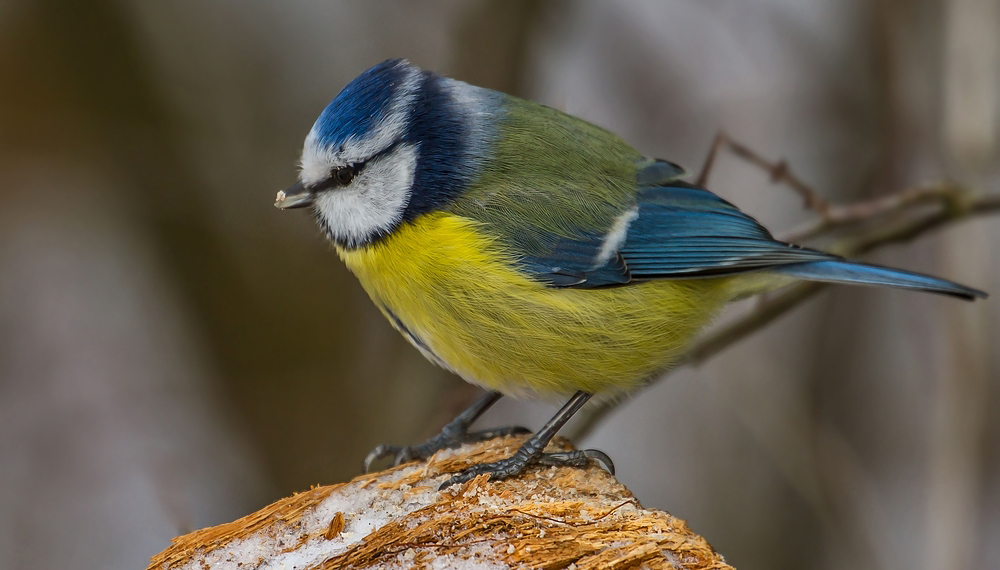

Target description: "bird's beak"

left=274, top=181, right=314, bottom=210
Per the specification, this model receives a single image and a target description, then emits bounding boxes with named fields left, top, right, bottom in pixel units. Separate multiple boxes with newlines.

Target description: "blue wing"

left=516, top=160, right=985, bottom=300
left=519, top=159, right=833, bottom=287
left=618, top=181, right=835, bottom=280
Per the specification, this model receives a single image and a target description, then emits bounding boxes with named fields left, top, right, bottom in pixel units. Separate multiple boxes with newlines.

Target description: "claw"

left=437, top=446, right=616, bottom=490
left=535, top=450, right=590, bottom=468
left=392, top=447, right=417, bottom=467
left=584, top=449, right=615, bottom=475
left=435, top=391, right=602, bottom=489
left=439, top=458, right=525, bottom=490
left=363, top=424, right=530, bottom=474
left=440, top=453, right=533, bottom=489
left=363, top=444, right=401, bottom=473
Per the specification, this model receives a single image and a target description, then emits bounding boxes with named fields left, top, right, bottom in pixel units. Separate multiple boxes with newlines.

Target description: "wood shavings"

left=324, top=512, right=345, bottom=540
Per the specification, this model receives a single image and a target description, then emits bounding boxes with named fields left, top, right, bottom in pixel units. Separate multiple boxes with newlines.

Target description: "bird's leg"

left=363, top=390, right=530, bottom=472
left=439, top=391, right=615, bottom=489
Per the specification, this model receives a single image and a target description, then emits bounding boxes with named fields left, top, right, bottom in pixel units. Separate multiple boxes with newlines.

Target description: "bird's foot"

left=363, top=424, right=530, bottom=472
left=439, top=448, right=615, bottom=490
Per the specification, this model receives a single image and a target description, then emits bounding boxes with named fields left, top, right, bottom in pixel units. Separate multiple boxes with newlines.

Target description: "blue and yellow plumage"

left=276, top=59, right=986, bottom=486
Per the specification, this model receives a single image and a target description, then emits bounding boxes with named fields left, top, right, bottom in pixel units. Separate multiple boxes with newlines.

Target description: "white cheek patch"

left=312, top=143, right=418, bottom=246
left=299, top=67, right=422, bottom=187
left=594, top=206, right=639, bottom=267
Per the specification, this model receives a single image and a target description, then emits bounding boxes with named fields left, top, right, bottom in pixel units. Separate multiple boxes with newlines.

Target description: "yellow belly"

left=337, top=212, right=733, bottom=395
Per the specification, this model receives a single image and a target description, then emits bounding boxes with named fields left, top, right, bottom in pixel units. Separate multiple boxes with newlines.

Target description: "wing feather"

left=514, top=162, right=837, bottom=287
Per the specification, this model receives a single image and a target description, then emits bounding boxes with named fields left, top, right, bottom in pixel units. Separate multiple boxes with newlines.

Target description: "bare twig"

left=568, top=149, right=999, bottom=442
left=697, top=131, right=830, bottom=213
left=694, top=134, right=981, bottom=243
left=781, top=181, right=970, bottom=243
left=694, top=132, right=728, bottom=187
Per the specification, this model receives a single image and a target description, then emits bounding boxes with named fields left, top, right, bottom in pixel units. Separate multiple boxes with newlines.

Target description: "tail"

left=770, top=260, right=988, bottom=301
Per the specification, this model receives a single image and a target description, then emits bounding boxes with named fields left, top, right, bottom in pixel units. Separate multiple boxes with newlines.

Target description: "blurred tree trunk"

left=927, top=1, right=999, bottom=570
left=0, top=1, right=272, bottom=568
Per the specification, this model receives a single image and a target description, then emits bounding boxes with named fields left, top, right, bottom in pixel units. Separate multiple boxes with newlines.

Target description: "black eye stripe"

left=311, top=140, right=404, bottom=192
left=314, top=163, right=360, bottom=191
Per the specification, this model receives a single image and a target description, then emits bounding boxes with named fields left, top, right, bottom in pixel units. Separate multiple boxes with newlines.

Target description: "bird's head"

left=276, top=59, right=495, bottom=248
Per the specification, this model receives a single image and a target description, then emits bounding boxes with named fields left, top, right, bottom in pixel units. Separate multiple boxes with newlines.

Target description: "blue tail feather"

left=771, top=260, right=987, bottom=300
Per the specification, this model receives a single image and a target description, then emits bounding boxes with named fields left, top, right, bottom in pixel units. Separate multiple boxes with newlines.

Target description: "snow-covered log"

left=149, top=436, right=732, bottom=569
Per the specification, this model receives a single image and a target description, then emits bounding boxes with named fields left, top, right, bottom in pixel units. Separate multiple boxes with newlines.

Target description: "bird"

left=275, top=59, right=987, bottom=489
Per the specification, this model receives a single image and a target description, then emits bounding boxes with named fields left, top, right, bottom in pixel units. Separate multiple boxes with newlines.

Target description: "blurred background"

left=1, top=1, right=998, bottom=569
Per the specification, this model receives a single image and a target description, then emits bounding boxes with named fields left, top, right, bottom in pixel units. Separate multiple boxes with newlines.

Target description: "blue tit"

left=275, top=59, right=987, bottom=488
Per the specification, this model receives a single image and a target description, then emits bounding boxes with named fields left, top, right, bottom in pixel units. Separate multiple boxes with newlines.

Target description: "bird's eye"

left=315, top=162, right=365, bottom=191
left=334, top=166, right=355, bottom=186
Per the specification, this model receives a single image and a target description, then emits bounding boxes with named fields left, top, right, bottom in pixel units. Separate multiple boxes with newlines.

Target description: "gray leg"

left=439, top=391, right=615, bottom=489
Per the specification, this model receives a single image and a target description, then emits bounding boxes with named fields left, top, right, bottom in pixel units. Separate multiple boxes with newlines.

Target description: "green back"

left=447, top=95, right=645, bottom=257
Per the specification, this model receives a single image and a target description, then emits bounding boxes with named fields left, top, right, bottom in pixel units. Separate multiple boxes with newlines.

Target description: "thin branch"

left=781, top=181, right=970, bottom=243
left=697, top=131, right=830, bottom=213
left=694, top=133, right=986, bottom=244
left=694, top=132, right=727, bottom=187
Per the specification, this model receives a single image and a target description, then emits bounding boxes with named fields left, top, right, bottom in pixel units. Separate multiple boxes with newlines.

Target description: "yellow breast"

left=337, top=212, right=733, bottom=395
